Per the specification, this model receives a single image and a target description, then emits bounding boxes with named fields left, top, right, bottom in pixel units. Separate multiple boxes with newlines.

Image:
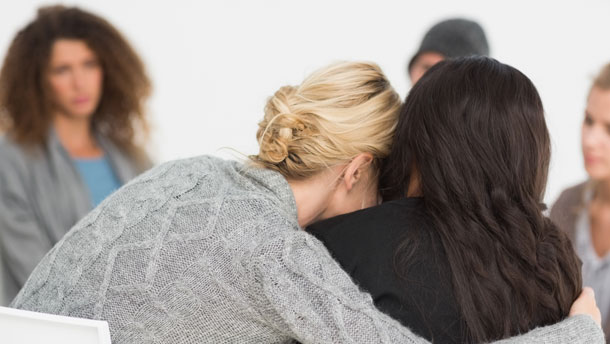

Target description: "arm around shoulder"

left=246, top=229, right=430, bottom=344
left=246, top=227, right=605, bottom=344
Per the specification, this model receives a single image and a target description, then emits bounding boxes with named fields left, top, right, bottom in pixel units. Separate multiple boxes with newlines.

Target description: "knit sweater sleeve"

left=493, top=315, right=604, bottom=344
left=247, top=229, right=428, bottom=344
left=247, top=230, right=604, bottom=344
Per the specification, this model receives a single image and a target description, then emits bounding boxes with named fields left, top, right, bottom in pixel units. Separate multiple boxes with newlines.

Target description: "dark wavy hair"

left=0, top=5, right=151, bottom=163
left=380, top=57, right=581, bottom=342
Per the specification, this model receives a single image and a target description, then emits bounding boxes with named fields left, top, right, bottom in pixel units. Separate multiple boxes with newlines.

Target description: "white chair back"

left=0, top=306, right=111, bottom=344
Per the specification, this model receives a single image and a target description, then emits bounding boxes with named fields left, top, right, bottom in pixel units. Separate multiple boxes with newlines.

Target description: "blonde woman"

left=13, top=62, right=602, bottom=343
left=552, top=63, right=610, bottom=339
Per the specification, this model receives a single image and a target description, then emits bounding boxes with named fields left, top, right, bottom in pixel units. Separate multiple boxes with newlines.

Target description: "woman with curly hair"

left=0, top=5, right=152, bottom=304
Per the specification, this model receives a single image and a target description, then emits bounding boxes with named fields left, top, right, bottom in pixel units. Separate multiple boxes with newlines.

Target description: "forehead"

left=414, top=52, right=445, bottom=68
left=49, top=39, right=97, bottom=64
left=587, top=87, right=610, bottom=119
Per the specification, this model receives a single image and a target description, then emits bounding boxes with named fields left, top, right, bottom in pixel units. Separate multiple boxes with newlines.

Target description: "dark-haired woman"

left=308, top=57, right=586, bottom=343
left=0, top=5, right=152, bottom=304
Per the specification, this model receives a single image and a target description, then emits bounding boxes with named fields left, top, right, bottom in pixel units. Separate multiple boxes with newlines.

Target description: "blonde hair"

left=251, top=61, right=401, bottom=179
left=593, top=63, right=610, bottom=90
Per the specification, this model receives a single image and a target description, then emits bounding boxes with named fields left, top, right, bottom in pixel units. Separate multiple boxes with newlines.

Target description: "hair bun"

left=251, top=61, right=401, bottom=180
left=278, top=127, right=293, bottom=140
left=256, top=86, right=305, bottom=164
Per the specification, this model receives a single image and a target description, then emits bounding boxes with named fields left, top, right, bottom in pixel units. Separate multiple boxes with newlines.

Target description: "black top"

left=307, top=197, right=467, bottom=343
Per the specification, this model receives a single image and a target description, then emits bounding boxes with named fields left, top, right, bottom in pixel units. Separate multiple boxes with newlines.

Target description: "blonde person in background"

left=10, top=61, right=603, bottom=343
left=552, top=63, right=610, bottom=341
left=0, top=5, right=152, bottom=305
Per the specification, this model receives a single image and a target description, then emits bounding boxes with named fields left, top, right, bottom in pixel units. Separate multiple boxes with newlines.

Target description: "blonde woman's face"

left=582, top=86, right=610, bottom=181
left=47, top=39, right=103, bottom=120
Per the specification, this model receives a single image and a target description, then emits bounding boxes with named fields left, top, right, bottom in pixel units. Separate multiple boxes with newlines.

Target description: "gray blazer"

left=550, top=182, right=586, bottom=243
left=551, top=181, right=610, bottom=342
left=0, top=130, right=150, bottom=305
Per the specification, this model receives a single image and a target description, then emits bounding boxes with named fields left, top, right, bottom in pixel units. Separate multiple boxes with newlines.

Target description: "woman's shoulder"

left=550, top=182, right=587, bottom=219
left=307, top=197, right=463, bottom=342
left=131, top=155, right=293, bottom=214
left=0, top=135, right=40, bottom=172
left=550, top=181, right=588, bottom=239
left=309, top=198, right=425, bottom=233
left=307, top=198, right=428, bottom=254
left=0, top=134, right=24, bottom=156
left=127, top=155, right=231, bottom=188
left=554, top=182, right=588, bottom=205
left=146, top=155, right=280, bottom=184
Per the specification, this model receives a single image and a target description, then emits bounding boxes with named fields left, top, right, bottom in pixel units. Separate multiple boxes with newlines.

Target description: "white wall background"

left=1, top=0, right=609, bottom=205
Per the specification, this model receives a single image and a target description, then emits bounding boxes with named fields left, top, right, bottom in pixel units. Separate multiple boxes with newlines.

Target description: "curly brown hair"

left=0, top=5, right=151, bottom=160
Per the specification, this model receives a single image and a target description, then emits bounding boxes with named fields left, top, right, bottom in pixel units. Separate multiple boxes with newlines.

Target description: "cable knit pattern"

left=10, top=156, right=605, bottom=343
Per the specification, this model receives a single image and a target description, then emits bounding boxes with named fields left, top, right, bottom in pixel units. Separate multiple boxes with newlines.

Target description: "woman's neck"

left=593, top=180, right=610, bottom=203
left=406, top=167, right=423, bottom=197
left=288, top=176, right=333, bottom=228
left=53, top=114, right=103, bottom=158
left=287, top=164, right=349, bottom=228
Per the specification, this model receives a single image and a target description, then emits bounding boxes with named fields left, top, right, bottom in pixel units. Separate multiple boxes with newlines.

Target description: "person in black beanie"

left=408, top=18, right=490, bottom=84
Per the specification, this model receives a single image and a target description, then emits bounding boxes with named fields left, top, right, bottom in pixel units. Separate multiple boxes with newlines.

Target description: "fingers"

left=582, top=286, right=595, bottom=298
left=569, top=286, right=601, bottom=328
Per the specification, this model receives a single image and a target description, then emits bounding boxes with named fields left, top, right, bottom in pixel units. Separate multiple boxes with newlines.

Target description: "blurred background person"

left=407, top=18, right=490, bottom=84
left=551, top=62, right=610, bottom=341
left=0, top=5, right=152, bottom=305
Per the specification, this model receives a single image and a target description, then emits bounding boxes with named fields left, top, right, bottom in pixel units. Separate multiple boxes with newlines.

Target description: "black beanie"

left=408, top=18, right=490, bottom=72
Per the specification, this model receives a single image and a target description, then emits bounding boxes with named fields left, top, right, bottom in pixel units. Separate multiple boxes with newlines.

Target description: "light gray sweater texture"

left=11, top=156, right=604, bottom=343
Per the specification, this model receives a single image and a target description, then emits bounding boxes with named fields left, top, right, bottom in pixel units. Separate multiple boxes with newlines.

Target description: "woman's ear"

left=342, top=153, right=374, bottom=191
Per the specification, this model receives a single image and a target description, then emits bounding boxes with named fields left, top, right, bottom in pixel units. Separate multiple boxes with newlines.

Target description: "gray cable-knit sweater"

left=11, top=156, right=604, bottom=343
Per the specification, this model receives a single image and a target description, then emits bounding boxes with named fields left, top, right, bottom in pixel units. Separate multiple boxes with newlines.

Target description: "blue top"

left=74, top=156, right=121, bottom=206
